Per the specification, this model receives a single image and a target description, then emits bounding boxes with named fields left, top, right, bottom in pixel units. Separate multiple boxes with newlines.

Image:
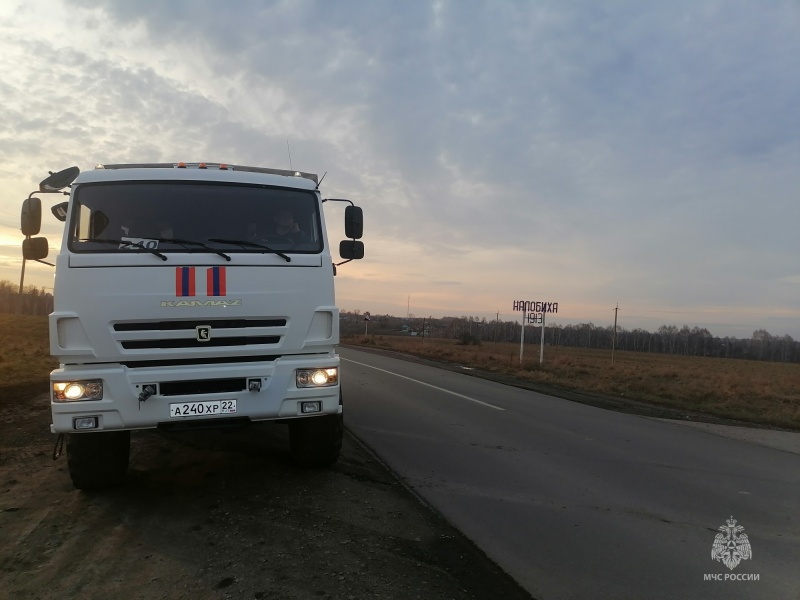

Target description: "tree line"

left=0, top=280, right=54, bottom=316
left=341, top=311, right=800, bottom=364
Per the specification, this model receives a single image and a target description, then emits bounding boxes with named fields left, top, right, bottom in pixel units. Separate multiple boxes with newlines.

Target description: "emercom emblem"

left=711, top=517, right=752, bottom=570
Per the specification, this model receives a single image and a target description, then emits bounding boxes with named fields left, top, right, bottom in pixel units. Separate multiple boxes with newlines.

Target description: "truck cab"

left=21, top=162, right=364, bottom=489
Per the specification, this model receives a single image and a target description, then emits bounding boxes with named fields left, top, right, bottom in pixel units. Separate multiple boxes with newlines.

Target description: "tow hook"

left=52, top=433, right=64, bottom=460
left=138, top=385, right=156, bottom=403
left=138, top=384, right=157, bottom=411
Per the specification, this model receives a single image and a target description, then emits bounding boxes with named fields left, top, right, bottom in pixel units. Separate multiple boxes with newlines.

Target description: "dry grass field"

left=344, top=334, right=800, bottom=430
left=0, top=315, right=56, bottom=394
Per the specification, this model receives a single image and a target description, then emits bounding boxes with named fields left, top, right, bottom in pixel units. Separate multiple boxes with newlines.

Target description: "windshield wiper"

left=79, top=238, right=168, bottom=261
left=208, top=238, right=291, bottom=262
left=156, top=238, right=231, bottom=261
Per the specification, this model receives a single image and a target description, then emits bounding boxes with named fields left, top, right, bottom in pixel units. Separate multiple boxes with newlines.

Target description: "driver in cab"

left=271, top=209, right=310, bottom=244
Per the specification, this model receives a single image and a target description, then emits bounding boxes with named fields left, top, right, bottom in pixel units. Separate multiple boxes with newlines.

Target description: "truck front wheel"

left=288, top=414, right=342, bottom=468
left=66, top=431, right=131, bottom=490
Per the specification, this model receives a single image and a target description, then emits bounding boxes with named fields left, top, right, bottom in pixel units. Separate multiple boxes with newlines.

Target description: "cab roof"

left=74, top=163, right=318, bottom=190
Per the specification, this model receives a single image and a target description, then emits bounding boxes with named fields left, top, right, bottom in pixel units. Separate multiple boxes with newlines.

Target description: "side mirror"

left=22, top=237, right=49, bottom=260
left=345, top=205, right=363, bottom=240
left=21, top=197, right=42, bottom=236
left=39, top=166, right=80, bottom=192
left=339, top=240, right=364, bottom=260
left=51, top=201, right=68, bottom=222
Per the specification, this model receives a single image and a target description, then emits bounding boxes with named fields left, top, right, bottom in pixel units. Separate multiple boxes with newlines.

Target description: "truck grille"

left=120, top=336, right=280, bottom=349
left=121, top=355, right=280, bottom=369
left=113, top=318, right=286, bottom=351
left=114, top=319, right=285, bottom=331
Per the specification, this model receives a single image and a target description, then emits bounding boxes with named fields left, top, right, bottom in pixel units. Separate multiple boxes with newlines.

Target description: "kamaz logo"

left=161, top=299, right=243, bottom=308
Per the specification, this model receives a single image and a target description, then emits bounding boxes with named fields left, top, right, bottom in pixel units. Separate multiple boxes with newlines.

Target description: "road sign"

left=512, top=299, right=559, bottom=365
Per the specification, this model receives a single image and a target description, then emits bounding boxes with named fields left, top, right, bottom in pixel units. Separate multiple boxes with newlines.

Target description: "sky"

left=1, top=0, right=798, bottom=339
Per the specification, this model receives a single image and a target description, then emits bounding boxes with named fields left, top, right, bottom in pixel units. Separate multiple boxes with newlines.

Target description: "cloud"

left=1, top=0, right=798, bottom=336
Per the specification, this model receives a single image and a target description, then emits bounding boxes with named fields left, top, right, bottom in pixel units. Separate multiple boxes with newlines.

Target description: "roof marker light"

left=177, top=162, right=187, bottom=168
left=219, top=164, right=229, bottom=170
left=199, top=163, right=207, bottom=169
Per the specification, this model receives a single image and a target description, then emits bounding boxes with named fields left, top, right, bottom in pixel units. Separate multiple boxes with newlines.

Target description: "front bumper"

left=50, top=355, right=341, bottom=433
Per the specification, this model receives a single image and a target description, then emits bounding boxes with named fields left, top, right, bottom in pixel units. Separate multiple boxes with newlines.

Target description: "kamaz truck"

left=20, top=162, right=364, bottom=490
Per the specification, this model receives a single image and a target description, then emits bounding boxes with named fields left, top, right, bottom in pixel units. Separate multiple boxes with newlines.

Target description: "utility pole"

left=612, top=303, right=619, bottom=364
left=16, top=259, right=26, bottom=315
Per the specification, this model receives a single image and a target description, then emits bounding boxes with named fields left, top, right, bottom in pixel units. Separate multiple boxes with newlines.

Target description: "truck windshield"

left=68, top=181, right=323, bottom=255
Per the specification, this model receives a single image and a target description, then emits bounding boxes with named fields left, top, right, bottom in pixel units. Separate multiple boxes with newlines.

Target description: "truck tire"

left=289, top=413, right=343, bottom=468
left=66, top=431, right=131, bottom=490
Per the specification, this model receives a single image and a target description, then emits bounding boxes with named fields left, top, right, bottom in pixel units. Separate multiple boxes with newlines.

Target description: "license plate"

left=169, top=400, right=237, bottom=418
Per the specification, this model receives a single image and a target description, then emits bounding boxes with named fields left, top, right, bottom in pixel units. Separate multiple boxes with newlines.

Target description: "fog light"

left=73, top=417, right=98, bottom=430
left=301, top=401, right=321, bottom=414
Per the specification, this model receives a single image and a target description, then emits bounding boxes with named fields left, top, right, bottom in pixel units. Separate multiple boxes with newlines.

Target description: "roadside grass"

left=345, top=335, right=800, bottom=430
left=0, top=315, right=56, bottom=390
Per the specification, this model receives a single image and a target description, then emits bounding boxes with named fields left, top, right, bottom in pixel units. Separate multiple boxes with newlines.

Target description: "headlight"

left=53, top=380, right=103, bottom=401
left=296, top=367, right=338, bottom=388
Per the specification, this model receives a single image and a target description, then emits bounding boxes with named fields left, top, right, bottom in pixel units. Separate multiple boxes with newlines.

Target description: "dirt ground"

left=0, top=387, right=532, bottom=600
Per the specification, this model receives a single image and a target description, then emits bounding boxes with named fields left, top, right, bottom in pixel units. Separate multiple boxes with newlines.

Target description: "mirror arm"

left=34, top=259, right=55, bottom=267
left=322, top=198, right=355, bottom=206
left=28, top=189, right=67, bottom=199
left=334, top=258, right=353, bottom=267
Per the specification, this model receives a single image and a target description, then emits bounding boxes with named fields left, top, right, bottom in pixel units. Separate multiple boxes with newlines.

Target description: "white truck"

left=20, top=162, right=364, bottom=490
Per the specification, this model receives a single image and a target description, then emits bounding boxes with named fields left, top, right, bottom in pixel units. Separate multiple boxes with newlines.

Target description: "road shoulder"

left=0, top=389, right=532, bottom=600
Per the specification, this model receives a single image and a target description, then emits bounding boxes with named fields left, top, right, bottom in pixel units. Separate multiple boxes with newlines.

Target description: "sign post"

left=364, top=311, right=371, bottom=337
left=539, top=311, right=545, bottom=365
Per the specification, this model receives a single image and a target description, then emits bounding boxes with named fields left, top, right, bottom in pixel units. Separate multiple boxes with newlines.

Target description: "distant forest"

left=341, top=310, right=800, bottom=364
left=0, top=280, right=53, bottom=316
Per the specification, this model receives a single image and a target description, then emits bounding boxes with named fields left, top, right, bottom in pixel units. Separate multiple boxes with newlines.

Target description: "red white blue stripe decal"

left=175, top=267, right=196, bottom=296
left=207, top=266, right=227, bottom=297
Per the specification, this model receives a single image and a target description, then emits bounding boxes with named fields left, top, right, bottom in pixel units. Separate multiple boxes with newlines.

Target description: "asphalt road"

left=340, top=347, right=800, bottom=600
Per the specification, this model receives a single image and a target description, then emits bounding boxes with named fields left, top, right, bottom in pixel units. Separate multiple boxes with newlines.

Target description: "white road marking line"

left=342, top=358, right=505, bottom=411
